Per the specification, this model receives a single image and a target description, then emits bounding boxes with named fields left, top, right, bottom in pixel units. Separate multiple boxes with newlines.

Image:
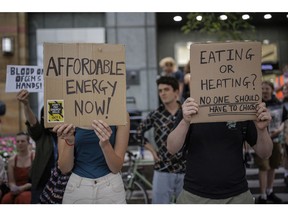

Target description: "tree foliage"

left=181, top=13, right=256, bottom=41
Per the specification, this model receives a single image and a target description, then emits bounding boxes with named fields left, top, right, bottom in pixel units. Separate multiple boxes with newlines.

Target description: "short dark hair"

left=156, top=76, right=179, bottom=91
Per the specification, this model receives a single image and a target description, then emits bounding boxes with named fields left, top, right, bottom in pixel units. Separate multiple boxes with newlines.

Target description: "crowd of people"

left=0, top=56, right=287, bottom=204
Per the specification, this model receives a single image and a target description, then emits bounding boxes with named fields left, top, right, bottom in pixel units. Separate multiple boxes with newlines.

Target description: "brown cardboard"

left=44, top=43, right=127, bottom=128
left=189, top=41, right=262, bottom=123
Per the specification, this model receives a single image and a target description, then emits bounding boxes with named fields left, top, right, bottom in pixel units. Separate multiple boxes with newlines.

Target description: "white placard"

left=5, top=65, right=43, bottom=93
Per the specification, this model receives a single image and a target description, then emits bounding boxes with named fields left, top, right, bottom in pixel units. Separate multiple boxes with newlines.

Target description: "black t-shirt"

left=175, top=113, right=257, bottom=199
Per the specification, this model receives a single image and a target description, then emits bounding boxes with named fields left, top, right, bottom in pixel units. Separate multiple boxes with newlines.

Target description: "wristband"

left=65, top=139, right=74, bottom=146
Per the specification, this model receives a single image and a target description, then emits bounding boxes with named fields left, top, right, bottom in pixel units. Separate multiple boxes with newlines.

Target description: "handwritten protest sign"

left=44, top=43, right=127, bottom=128
left=5, top=65, right=43, bottom=92
left=190, top=41, right=262, bottom=123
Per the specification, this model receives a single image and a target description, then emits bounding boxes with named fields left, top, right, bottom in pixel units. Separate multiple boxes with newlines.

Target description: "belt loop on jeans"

left=76, top=176, right=82, bottom=188
left=105, top=173, right=111, bottom=186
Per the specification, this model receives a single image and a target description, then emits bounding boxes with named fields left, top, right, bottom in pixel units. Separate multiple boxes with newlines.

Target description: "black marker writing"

left=200, top=48, right=255, bottom=64
left=46, top=57, right=125, bottom=77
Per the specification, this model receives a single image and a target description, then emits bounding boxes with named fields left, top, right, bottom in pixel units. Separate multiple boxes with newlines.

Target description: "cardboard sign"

left=44, top=43, right=127, bottom=128
left=5, top=65, right=43, bottom=92
left=190, top=41, right=262, bottom=123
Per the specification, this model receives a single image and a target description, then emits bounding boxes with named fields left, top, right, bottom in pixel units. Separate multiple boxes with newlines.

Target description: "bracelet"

left=64, top=139, right=74, bottom=146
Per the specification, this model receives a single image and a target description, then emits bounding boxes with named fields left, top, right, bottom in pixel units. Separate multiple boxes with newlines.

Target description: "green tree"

left=181, top=13, right=256, bottom=41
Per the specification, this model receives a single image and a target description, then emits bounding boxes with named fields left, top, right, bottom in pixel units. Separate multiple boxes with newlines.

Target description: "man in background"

left=136, top=76, right=185, bottom=204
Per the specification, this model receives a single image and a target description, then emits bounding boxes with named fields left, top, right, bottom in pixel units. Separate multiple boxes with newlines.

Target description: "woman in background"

left=1, top=132, right=34, bottom=204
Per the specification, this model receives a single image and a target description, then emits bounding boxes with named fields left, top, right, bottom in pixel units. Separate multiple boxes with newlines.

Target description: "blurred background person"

left=1, top=132, right=34, bottom=204
left=255, top=81, right=286, bottom=204
left=281, top=82, right=288, bottom=187
left=159, top=57, right=184, bottom=102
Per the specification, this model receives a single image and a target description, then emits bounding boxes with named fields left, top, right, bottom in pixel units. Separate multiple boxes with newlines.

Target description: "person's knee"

left=14, top=192, right=31, bottom=204
left=1, top=192, right=13, bottom=204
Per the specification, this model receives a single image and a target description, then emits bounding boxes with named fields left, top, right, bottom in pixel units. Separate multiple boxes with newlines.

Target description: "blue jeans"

left=152, top=170, right=184, bottom=204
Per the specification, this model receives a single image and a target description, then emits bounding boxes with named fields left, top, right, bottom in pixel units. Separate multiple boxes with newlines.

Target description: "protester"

left=167, top=97, right=273, bottom=204
left=17, top=89, right=58, bottom=203
left=136, top=76, right=185, bottom=204
left=52, top=113, right=130, bottom=204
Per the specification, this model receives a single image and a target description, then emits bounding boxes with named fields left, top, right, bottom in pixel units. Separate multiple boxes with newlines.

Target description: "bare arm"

left=7, top=156, right=16, bottom=189
left=167, top=97, right=198, bottom=154
left=252, top=102, right=273, bottom=159
left=167, top=119, right=190, bottom=154
left=184, top=73, right=190, bottom=85
left=178, top=82, right=184, bottom=100
left=18, top=182, right=32, bottom=192
left=92, top=112, right=130, bottom=173
left=53, top=124, right=75, bottom=174
left=16, top=90, right=37, bottom=126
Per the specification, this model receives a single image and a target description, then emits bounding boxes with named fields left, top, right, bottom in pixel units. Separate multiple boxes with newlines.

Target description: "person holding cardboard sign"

left=17, top=89, right=58, bottom=204
left=167, top=97, right=273, bottom=204
left=52, top=113, right=130, bottom=204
